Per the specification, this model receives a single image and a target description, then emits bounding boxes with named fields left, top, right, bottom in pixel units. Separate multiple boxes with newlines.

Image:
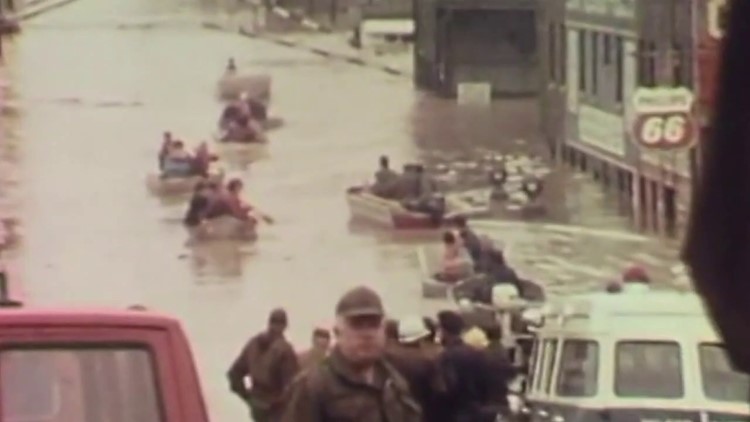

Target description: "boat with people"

left=347, top=157, right=490, bottom=230
left=183, top=178, right=274, bottom=243
left=215, top=58, right=272, bottom=102
left=148, top=135, right=224, bottom=195
left=417, top=232, right=545, bottom=301
left=519, top=287, right=750, bottom=422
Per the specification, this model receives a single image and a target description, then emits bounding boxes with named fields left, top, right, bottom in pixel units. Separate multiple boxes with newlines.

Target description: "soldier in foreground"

left=227, top=308, right=299, bottom=422
left=280, top=286, right=422, bottom=421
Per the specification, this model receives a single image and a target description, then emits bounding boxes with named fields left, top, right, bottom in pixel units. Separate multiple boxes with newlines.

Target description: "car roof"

left=0, top=307, right=181, bottom=330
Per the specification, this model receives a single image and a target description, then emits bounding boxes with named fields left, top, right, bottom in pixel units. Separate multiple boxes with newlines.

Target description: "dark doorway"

left=663, top=185, right=677, bottom=237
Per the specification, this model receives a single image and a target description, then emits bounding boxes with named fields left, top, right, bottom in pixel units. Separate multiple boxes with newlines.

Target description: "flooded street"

left=0, top=0, right=684, bottom=419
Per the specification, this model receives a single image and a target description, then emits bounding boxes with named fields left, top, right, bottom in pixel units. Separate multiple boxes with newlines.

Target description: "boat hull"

left=145, top=171, right=224, bottom=196
left=345, top=186, right=488, bottom=230
left=187, top=216, right=257, bottom=242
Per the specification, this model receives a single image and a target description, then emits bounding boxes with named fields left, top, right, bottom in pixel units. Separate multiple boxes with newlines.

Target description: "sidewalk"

left=14, top=0, right=80, bottom=21
left=202, top=15, right=413, bottom=78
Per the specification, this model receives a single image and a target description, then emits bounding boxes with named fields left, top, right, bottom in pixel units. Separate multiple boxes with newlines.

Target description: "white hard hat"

left=457, top=298, right=473, bottom=311
left=398, top=316, right=429, bottom=343
left=492, top=284, right=520, bottom=307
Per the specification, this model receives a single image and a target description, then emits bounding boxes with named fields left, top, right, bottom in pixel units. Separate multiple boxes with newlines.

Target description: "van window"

left=541, top=339, right=558, bottom=394
left=0, top=347, right=164, bottom=422
left=615, top=341, right=683, bottom=398
left=556, top=340, right=598, bottom=397
left=699, top=343, right=750, bottom=402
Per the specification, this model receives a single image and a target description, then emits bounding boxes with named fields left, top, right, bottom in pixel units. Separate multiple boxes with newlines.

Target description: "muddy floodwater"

left=0, top=0, right=682, bottom=419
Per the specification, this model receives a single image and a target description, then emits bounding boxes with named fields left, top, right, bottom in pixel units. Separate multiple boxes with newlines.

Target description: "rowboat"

left=345, top=185, right=490, bottom=230
left=417, top=245, right=473, bottom=299
left=187, top=216, right=257, bottom=242
left=214, top=120, right=268, bottom=144
left=145, top=170, right=224, bottom=196
left=216, top=73, right=271, bottom=102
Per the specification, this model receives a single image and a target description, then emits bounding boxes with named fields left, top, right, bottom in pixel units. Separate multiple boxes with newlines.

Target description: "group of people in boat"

left=371, top=156, right=446, bottom=222
left=158, top=132, right=216, bottom=178
left=184, top=177, right=273, bottom=229
left=434, top=217, right=546, bottom=302
left=218, top=59, right=269, bottom=142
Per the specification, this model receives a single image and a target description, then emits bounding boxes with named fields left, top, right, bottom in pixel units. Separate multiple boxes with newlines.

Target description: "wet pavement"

left=0, top=0, right=684, bottom=419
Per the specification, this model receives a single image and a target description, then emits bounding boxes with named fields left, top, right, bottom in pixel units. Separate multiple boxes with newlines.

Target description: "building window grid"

left=578, top=29, right=587, bottom=93
left=591, top=32, right=599, bottom=95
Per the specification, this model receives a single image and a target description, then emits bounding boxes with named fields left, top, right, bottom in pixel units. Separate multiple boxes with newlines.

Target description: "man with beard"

left=280, top=286, right=422, bottom=422
left=227, top=309, right=299, bottom=422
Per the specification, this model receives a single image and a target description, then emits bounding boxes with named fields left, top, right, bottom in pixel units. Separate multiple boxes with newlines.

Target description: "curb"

left=226, top=24, right=411, bottom=78
left=17, top=0, right=80, bottom=21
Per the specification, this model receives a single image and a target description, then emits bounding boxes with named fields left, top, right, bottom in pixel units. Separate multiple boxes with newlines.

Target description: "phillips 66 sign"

left=630, top=87, right=696, bottom=150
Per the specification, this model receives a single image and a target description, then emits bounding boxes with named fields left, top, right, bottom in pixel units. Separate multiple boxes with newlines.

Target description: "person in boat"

left=484, top=248, right=520, bottom=286
left=435, top=230, right=473, bottom=282
left=399, top=164, right=445, bottom=223
left=184, top=181, right=213, bottom=229
left=225, top=58, right=237, bottom=74
left=455, top=216, right=482, bottom=268
left=158, top=131, right=173, bottom=170
left=161, top=140, right=194, bottom=178
left=220, top=100, right=246, bottom=130
left=206, top=178, right=274, bottom=224
left=371, top=155, right=400, bottom=199
left=246, top=97, right=268, bottom=122
left=192, top=141, right=216, bottom=177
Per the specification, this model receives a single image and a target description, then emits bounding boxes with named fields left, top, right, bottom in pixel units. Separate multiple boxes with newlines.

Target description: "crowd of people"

left=371, top=156, right=446, bottom=223
left=226, top=269, right=655, bottom=422
left=227, top=286, right=516, bottom=422
left=183, top=178, right=274, bottom=230
left=158, top=132, right=216, bottom=178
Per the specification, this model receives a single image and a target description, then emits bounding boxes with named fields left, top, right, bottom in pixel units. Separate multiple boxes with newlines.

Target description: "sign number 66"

left=634, top=113, right=693, bottom=148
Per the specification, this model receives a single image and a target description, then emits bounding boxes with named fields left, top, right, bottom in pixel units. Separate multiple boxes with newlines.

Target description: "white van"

left=521, top=289, right=750, bottom=422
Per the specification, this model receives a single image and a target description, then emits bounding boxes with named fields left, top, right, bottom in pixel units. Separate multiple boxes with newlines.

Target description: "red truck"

left=0, top=301, right=210, bottom=422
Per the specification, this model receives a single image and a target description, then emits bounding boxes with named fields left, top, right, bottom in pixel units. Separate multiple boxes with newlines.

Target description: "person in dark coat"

left=387, top=316, right=444, bottom=422
left=435, top=310, right=493, bottom=422
left=227, top=308, right=299, bottom=422
left=455, top=216, right=482, bottom=268
left=280, top=286, right=422, bottom=422
left=184, top=181, right=212, bottom=228
left=481, top=323, right=514, bottom=417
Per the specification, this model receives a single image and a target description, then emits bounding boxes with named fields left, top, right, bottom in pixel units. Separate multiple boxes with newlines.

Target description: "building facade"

left=414, top=0, right=540, bottom=97
left=541, top=0, right=639, bottom=227
left=540, top=0, right=722, bottom=238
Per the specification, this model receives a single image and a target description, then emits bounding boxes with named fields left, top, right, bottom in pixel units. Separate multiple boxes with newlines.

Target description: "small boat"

left=345, top=185, right=489, bottom=230
left=187, top=215, right=257, bottom=242
left=417, top=245, right=473, bottom=299
left=145, top=170, right=224, bottom=196
left=215, top=120, right=268, bottom=144
left=216, top=73, right=271, bottom=102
